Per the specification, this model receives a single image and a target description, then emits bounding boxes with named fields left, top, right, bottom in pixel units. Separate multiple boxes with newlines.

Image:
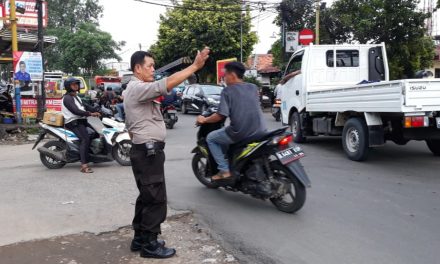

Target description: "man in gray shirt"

left=197, top=62, right=267, bottom=182
left=125, top=48, right=209, bottom=259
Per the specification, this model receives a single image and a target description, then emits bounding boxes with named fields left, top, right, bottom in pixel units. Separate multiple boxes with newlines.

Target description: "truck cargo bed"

left=306, top=79, right=440, bottom=113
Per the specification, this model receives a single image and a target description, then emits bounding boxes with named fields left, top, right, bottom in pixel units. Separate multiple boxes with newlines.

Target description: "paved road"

left=1, top=113, right=439, bottom=264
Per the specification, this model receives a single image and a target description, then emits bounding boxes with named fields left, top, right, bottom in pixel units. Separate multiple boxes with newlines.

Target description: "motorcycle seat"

left=230, top=126, right=290, bottom=150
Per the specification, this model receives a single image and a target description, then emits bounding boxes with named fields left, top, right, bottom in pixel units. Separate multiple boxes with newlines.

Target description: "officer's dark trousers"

left=130, top=144, right=167, bottom=235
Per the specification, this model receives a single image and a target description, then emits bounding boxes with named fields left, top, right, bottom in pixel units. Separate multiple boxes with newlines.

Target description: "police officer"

left=124, top=47, right=210, bottom=259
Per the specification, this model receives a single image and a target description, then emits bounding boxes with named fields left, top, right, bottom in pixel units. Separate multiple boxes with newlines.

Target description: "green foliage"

left=45, top=0, right=122, bottom=75
left=150, top=0, right=258, bottom=81
left=52, top=23, right=123, bottom=75
left=46, top=0, right=103, bottom=31
left=329, top=0, right=434, bottom=79
left=243, top=75, right=262, bottom=88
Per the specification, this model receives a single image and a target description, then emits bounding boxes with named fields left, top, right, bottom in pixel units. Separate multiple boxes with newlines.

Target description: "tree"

left=328, top=0, right=434, bottom=79
left=46, top=0, right=103, bottom=31
left=55, top=23, right=123, bottom=75
left=150, top=0, right=258, bottom=81
left=45, top=0, right=122, bottom=75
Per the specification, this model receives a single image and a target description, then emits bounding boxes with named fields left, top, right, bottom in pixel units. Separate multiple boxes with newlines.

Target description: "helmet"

left=64, top=77, right=81, bottom=93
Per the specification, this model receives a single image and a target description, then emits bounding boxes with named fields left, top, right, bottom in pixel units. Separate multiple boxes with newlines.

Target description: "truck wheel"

left=290, top=111, right=306, bottom=143
left=342, top=118, right=369, bottom=161
left=181, top=103, right=188, bottom=114
left=426, top=140, right=440, bottom=156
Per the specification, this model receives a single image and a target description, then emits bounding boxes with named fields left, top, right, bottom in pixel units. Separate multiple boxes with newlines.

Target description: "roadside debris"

left=0, top=212, right=239, bottom=264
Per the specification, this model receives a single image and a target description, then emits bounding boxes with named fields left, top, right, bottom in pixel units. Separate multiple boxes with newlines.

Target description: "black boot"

left=130, top=231, right=165, bottom=252
left=140, top=233, right=176, bottom=259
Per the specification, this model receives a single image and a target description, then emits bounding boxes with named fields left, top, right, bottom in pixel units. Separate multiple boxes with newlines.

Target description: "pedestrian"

left=124, top=47, right=210, bottom=259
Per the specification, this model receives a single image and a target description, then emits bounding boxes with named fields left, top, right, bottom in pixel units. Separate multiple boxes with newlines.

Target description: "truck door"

left=281, top=51, right=304, bottom=123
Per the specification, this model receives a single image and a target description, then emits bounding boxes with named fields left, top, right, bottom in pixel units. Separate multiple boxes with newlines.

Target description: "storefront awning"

left=0, top=29, right=57, bottom=59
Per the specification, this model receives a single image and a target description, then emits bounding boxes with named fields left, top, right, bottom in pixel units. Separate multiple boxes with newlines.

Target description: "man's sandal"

left=211, top=172, right=234, bottom=185
left=80, top=166, right=94, bottom=173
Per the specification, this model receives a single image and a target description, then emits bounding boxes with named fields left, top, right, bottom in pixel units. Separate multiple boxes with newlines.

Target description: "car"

left=103, top=83, right=123, bottom=95
left=181, top=84, right=223, bottom=114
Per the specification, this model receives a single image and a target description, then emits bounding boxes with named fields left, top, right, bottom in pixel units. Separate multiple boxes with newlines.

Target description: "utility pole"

left=37, top=0, right=46, bottom=120
left=10, top=0, right=18, bottom=52
left=240, top=12, right=243, bottom=62
left=315, top=0, right=320, bottom=45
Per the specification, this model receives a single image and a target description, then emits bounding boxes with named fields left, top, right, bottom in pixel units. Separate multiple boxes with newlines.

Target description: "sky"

left=99, top=0, right=440, bottom=69
left=99, top=0, right=280, bottom=67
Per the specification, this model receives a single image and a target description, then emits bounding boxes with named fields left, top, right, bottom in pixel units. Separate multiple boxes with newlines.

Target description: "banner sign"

left=3, top=1, right=48, bottom=28
left=285, top=31, right=299, bottom=53
left=13, top=99, right=62, bottom=118
left=13, top=51, right=43, bottom=81
left=216, top=58, right=237, bottom=85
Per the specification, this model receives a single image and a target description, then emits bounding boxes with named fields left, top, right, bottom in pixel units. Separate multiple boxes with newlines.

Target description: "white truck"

left=280, top=43, right=440, bottom=161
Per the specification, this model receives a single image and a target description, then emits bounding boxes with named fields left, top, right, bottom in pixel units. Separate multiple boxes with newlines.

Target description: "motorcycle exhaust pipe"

left=37, top=147, right=66, bottom=162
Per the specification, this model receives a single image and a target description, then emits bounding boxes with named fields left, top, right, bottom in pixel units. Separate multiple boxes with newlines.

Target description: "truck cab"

left=281, top=43, right=389, bottom=124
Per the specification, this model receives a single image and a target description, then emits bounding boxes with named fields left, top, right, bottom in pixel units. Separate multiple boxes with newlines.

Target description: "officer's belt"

left=134, top=141, right=165, bottom=151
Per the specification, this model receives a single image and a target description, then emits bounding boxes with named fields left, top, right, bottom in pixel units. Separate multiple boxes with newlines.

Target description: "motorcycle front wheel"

left=192, top=153, right=218, bottom=189
left=269, top=161, right=306, bottom=213
left=113, top=140, right=132, bottom=166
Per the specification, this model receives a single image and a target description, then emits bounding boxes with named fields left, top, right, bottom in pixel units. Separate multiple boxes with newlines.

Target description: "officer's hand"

left=91, top=112, right=101, bottom=117
left=193, top=47, right=210, bottom=70
left=196, top=115, right=206, bottom=125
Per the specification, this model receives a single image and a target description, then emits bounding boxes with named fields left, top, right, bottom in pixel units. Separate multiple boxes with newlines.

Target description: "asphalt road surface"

left=0, top=112, right=439, bottom=264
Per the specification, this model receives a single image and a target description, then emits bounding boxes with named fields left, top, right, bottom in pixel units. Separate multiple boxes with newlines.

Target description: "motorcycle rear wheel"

left=192, top=153, right=218, bottom=189
left=269, top=161, right=306, bottom=213
left=40, top=141, right=67, bottom=169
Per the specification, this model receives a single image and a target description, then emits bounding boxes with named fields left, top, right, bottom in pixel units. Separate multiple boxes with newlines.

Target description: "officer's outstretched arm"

left=166, top=47, right=210, bottom=91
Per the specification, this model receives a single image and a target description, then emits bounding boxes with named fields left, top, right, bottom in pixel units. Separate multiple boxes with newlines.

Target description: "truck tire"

left=426, top=140, right=440, bottom=156
left=342, top=118, right=369, bottom=161
left=290, top=111, right=306, bottom=143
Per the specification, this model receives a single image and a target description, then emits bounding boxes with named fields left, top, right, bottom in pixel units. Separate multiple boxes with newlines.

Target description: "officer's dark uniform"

left=124, top=76, right=174, bottom=257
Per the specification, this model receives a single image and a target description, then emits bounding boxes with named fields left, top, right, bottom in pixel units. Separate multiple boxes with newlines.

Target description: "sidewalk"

left=0, top=212, right=238, bottom=264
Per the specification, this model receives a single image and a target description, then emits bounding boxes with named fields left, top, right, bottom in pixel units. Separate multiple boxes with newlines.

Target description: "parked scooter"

left=272, top=98, right=281, bottom=121
left=32, top=111, right=132, bottom=169
left=162, top=104, right=178, bottom=129
left=0, top=83, right=13, bottom=112
left=191, top=106, right=311, bottom=213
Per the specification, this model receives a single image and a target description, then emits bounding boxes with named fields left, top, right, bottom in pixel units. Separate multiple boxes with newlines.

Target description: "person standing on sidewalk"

left=124, top=47, right=210, bottom=259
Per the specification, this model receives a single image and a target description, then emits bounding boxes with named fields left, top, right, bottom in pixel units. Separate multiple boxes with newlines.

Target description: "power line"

left=133, top=0, right=262, bottom=12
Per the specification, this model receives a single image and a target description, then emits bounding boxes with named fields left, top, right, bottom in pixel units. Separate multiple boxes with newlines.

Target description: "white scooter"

left=32, top=114, right=132, bottom=169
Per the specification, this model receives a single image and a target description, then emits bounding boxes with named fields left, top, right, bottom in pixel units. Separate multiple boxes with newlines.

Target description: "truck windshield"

left=285, top=52, right=304, bottom=76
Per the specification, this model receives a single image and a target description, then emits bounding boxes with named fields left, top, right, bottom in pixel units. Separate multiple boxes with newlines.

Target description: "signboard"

left=13, top=51, right=43, bottom=81
left=285, top=31, right=299, bottom=53
left=13, top=98, right=62, bottom=118
left=216, top=58, right=237, bottom=85
left=299, top=29, right=315, bottom=45
left=3, top=1, right=48, bottom=28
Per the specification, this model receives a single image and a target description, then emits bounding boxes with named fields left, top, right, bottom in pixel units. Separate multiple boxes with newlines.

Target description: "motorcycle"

left=161, top=103, right=178, bottom=129
left=191, top=106, right=311, bottom=213
left=32, top=111, right=132, bottom=169
left=0, top=83, right=13, bottom=112
left=272, top=98, right=281, bottom=121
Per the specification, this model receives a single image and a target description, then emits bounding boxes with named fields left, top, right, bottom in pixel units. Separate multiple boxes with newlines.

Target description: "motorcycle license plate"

left=436, top=117, right=440, bottom=129
left=167, top=110, right=177, bottom=114
left=276, top=146, right=305, bottom=165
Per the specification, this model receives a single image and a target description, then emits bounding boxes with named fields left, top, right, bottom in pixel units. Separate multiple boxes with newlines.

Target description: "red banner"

left=13, top=98, right=62, bottom=118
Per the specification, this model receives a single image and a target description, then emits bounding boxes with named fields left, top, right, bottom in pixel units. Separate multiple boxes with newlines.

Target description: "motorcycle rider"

left=196, top=62, right=267, bottom=182
left=62, top=78, right=100, bottom=173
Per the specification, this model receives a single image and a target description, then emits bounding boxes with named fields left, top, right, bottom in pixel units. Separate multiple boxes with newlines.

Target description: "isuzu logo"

left=410, top=86, right=427, bottom=91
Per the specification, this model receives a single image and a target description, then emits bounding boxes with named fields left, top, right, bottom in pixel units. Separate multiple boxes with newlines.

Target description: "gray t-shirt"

left=218, top=82, right=267, bottom=142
